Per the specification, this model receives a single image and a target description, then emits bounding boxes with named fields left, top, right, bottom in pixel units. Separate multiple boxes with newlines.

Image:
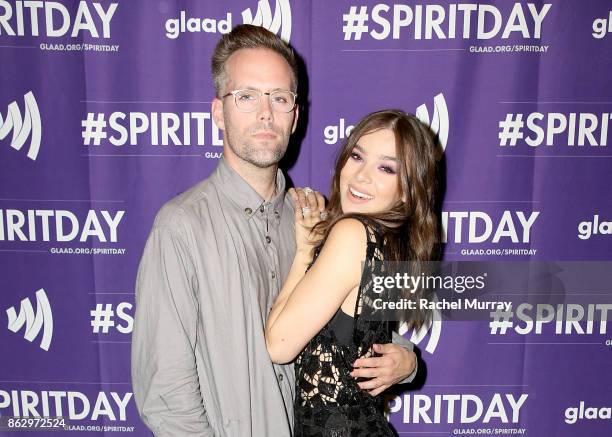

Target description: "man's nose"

left=257, top=93, right=274, bottom=121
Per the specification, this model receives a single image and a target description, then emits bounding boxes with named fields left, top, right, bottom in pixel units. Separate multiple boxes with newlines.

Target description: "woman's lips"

left=346, top=185, right=374, bottom=203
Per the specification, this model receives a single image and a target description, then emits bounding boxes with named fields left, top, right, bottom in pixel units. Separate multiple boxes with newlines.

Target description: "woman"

left=265, top=109, right=439, bottom=436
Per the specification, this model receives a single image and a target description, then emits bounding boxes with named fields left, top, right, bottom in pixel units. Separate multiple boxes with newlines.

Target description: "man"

left=131, top=24, right=417, bottom=436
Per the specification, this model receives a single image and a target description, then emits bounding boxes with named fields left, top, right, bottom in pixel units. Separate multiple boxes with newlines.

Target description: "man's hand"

left=350, top=343, right=417, bottom=396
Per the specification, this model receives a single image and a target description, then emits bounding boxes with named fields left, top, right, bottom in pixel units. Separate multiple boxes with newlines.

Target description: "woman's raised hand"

left=288, top=187, right=327, bottom=256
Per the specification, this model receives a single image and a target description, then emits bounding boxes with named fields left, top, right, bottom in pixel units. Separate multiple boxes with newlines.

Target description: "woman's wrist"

left=294, top=247, right=313, bottom=264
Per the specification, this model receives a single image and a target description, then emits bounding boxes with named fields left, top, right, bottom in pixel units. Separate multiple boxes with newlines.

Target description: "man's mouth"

left=252, top=130, right=277, bottom=139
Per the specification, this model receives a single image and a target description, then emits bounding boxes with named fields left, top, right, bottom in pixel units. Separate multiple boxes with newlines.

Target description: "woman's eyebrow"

left=355, top=144, right=397, bottom=162
left=379, top=154, right=398, bottom=162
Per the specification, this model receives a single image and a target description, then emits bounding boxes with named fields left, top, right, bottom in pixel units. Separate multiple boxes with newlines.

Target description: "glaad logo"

left=0, top=91, right=41, bottom=161
left=323, top=93, right=449, bottom=150
left=565, top=401, right=611, bottom=424
left=6, top=288, right=53, bottom=351
left=578, top=215, right=611, bottom=240
left=242, top=0, right=292, bottom=42
left=592, top=11, right=612, bottom=39
left=398, top=299, right=442, bottom=354
left=165, top=0, right=292, bottom=42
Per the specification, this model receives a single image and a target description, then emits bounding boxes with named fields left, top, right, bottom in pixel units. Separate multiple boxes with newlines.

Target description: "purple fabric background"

left=1, top=1, right=610, bottom=435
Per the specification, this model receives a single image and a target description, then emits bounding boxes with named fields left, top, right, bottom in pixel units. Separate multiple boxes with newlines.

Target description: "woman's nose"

left=355, top=165, right=371, bottom=183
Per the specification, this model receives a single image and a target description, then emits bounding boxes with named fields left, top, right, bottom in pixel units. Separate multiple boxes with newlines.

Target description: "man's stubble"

left=224, top=119, right=291, bottom=169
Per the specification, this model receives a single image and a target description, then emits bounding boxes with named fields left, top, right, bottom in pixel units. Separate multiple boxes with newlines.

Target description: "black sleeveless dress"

left=293, top=219, right=395, bottom=436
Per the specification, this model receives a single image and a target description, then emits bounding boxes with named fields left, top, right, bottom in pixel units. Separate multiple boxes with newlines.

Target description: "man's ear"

left=212, top=98, right=225, bottom=131
left=291, top=105, right=299, bottom=134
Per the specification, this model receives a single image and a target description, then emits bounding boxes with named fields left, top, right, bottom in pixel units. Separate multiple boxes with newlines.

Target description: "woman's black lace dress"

left=293, top=219, right=395, bottom=436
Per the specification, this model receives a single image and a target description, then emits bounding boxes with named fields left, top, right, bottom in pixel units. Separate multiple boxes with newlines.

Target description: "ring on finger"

left=303, top=187, right=313, bottom=197
left=320, top=211, right=329, bottom=220
left=301, top=206, right=311, bottom=216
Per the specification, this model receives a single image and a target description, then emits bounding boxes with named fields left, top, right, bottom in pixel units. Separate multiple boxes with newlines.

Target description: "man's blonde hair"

left=211, top=24, right=298, bottom=97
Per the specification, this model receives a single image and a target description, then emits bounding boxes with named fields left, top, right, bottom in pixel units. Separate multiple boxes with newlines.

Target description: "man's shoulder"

left=153, top=177, right=217, bottom=229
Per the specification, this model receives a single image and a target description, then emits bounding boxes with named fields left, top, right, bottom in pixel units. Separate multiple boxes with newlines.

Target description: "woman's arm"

left=265, top=218, right=367, bottom=364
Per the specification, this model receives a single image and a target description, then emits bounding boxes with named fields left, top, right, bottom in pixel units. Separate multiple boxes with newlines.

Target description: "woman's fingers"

left=314, top=192, right=326, bottom=213
left=297, top=188, right=308, bottom=212
left=293, top=187, right=328, bottom=227
left=303, top=187, right=317, bottom=212
left=288, top=187, right=298, bottom=205
left=288, top=189, right=302, bottom=222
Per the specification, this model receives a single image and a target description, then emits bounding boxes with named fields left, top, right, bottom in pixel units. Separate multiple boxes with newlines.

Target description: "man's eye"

left=273, top=97, right=288, bottom=104
left=238, top=92, right=257, bottom=101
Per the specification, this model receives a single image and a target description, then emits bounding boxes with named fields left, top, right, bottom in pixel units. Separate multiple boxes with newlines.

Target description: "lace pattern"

left=293, top=219, right=394, bottom=436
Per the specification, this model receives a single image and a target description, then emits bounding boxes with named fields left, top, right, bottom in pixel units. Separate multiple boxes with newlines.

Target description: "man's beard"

left=228, top=123, right=289, bottom=168
left=240, top=142, right=286, bottom=168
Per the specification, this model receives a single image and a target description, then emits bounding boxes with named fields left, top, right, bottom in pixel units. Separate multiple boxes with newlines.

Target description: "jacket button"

left=265, top=236, right=271, bottom=244
left=244, top=207, right=252, bottom=215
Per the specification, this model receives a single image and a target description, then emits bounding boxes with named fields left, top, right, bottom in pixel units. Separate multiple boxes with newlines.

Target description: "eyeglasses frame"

left=221, top=89, right=298, bottom=113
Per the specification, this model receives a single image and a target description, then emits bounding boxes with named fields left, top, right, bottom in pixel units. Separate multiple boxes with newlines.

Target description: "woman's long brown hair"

left=314, top=109, right=441, bottom=328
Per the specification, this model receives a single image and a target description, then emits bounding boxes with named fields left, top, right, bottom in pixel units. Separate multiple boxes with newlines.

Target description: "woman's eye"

left=350, top=152, right=362, bottom=161
left=380, top=166, right=396, bottom=174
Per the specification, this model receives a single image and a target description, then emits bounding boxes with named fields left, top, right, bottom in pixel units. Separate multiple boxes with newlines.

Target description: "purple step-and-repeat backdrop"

left=1, top=0, right=611, bottom=435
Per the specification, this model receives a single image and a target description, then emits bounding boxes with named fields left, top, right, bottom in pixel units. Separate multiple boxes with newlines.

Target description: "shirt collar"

left=213, top=158, right=286, bottom=221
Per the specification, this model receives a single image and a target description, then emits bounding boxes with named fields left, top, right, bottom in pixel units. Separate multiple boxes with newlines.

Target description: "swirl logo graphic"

left=242, top=0, right=292, bottom=42
left=416, top=92, right=449, bottom=152
left=398, top=301, right=442, bottom=354
left=0, top=91, right=42, bottom=161
left=6, top=288, right=53, bottom=351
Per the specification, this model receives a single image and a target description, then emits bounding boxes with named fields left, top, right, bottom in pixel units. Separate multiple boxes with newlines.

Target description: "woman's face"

left=339, top=128, right=403, bottom=215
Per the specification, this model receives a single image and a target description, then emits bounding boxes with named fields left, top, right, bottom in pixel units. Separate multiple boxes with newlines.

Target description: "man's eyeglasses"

left=222, top=89, right=297, bottom=113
